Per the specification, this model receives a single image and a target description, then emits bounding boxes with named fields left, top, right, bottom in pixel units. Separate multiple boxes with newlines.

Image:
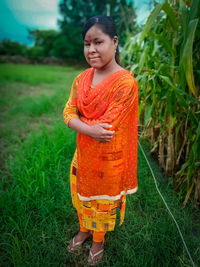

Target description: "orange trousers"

left=77, top=212, right=106, bottom=242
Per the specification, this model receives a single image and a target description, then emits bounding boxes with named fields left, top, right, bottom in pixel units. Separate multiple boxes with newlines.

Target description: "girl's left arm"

left=63, top=76, right=79, bottom=127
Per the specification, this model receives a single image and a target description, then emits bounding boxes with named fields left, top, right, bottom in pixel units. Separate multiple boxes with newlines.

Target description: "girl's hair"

left=82, top=15, right=120, bottom=65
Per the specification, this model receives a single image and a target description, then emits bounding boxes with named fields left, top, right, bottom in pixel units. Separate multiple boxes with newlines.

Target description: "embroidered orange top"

left=63, top=68, right=138, bottom=201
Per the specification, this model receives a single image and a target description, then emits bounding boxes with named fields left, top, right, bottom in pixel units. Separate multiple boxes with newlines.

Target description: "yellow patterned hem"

left=70, top=149, right=126, bottom=232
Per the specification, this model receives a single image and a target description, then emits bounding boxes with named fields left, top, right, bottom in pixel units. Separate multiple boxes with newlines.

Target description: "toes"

left=88, top=252, right=103, bottom=265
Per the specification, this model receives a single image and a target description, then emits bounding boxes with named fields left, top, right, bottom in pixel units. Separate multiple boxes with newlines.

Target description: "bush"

left=26, top=46, right=45, bottom=60
left=0, top=39, right=27, bottom=56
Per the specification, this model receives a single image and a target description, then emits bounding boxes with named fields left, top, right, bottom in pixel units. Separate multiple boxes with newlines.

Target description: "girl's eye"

left=84, top=43, right=90, bottom=47
left=96, top=41, right=102, bottom=45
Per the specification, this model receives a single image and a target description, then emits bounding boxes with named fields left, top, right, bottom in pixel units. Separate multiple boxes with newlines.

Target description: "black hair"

left=82, top=15, right=120, bottom=65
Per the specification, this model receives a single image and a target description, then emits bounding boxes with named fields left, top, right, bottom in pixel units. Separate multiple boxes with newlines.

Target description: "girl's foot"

left=88, top=239, right=105, bottom=265
left=67, top=231, right=91, bottom=253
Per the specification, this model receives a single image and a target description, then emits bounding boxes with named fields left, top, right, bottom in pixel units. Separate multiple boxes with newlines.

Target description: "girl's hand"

left=89, top=123, right=115, bottom=142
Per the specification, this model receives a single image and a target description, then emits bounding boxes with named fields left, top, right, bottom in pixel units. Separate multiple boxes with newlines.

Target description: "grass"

left=0, top=64, right=199, bottom=267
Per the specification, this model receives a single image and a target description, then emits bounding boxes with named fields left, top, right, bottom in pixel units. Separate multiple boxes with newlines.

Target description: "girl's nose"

left=88, top=43, right=96, bottom=53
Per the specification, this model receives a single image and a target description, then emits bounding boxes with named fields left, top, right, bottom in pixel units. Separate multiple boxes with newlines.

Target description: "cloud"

left=134, top=0, right=164, bottom=25
left=12, top=11, right=59, bottom=29
left=136, top=5, right=151, bottom=25
left=6, top=0, right=59, bottom=12
left=5, top=0, right=60, bottom=29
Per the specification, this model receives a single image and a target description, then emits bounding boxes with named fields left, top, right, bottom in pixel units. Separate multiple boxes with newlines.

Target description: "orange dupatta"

left=76, top=68, right=138, bottom=201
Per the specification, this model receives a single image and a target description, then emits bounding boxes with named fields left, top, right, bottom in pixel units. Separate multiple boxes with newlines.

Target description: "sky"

left=0, top=0, right=160, bottom=45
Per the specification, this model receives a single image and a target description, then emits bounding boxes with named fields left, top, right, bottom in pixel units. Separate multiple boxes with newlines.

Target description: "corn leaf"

left=155, top=34, right=174, bottom=56
left=188, top=110, right=198, bottom=126
left=183, top=182, right=194, bottom=207
left=181, top=18, right=198, bottom=98
left=162, top=1, right=178, bottom=30
left=174, top=87, right=200, bottom=104
left=159, top=75, right=177, bottom=89
left=166, top=90, right=176, bottom=117
left=195, top=121, right=200, bottom=142
left=144, top=104, right=152, bottom=126
left=138, top=46, right=147, bottom=72
left=176, top=92, right=188, bottom=108
left=139, top=101, right=145, bottom=119
left=188, top=0, right=200, bottom=22
left=179, top=0, right=187, bottom=41
left=139, top=3, right=163, bottom=46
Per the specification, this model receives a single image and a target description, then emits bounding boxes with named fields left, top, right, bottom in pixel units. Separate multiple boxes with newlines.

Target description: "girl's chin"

left=86, top=60, right=102, bottom=68
left=88, top=62, right=104, bottom=69
left=90, top=64, right=101, bottom=69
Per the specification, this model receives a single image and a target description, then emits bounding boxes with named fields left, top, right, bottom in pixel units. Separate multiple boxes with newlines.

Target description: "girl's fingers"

left=103, top=133, right=114, bottom=138
left=98, top=123, right=112, bottom=129
left=103, top=136, right=114, bottom=140
left=103, top=129, right=115, bottom=134
left=101, top=136, right=113, bottom=142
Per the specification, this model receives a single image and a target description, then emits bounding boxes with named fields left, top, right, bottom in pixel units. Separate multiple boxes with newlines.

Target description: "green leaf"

left=152, top=40, right=161, bottom=56
left=155, top=34, right=174, bottom=56
left=166, top=90, right=176, bottom=117
left=176, top=92, right=188, bottom=108
left=188, top=0, right=200, bottom=22
left=138, top=46, right=147, bottom=72
left=159, top=75, right=177, bottom=89
left=139, top=101, right=145, bottom=119
left=179, top=0, right=187, bottom=41
left=174, top=87, right=200, bottom=105
left=162, top=1, right=178, bottom=30
left=139, top=3, right=163, bottom=46
left=188, top=110, right=198, bottom=126
left=130, top=64, right=138, bottom=73
left=144, top=104, right=152, bottom=126
left=180, top=18, right=199, bottom=98
left=195, top=121, right=200, bottom=142
left=175, top=120, right=184, bottom=151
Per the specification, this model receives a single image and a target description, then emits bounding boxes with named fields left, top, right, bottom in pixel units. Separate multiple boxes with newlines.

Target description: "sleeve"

left=81, top=77, right=138, bottom=130
left=63, top=76, right=80, bottom=127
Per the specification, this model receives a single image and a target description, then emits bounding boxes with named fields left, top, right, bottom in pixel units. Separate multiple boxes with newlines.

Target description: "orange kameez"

left=63, top=68, right=138, bottom=232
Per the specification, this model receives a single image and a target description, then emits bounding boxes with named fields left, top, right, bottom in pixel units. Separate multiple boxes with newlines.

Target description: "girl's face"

left=84, top=25, right=118, bottom=69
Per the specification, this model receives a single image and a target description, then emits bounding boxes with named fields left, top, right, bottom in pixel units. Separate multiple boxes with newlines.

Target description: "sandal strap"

left=72, top=236, right=84, bottom=247
left=89, top=249, right=104, bottom=260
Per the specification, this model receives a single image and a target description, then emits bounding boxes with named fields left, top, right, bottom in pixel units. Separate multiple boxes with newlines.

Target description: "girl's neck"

left=94, top=59, right=123, bottom=76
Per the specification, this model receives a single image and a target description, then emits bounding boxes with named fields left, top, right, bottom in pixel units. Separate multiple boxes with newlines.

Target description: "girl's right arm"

left=63, top=77, right=114, bottom=143
left=68, top=118, right=114, bottom=143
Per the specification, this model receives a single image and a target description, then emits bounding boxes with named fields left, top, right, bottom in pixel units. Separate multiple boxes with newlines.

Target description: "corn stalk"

left=121, top=0, right=200, bottom=206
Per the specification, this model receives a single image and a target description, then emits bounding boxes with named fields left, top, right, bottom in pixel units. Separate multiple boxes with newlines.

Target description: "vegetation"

left=0, top=40, right=28, bottom=56
left=0, top=64, right=199, bottom=266
left=121, top=0, right=200, bottom=206
left=28, top=29, right=58, bottom=57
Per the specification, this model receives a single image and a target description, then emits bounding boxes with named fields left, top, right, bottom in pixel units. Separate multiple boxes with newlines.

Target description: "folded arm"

left=63, top=77, right=114, bottom=142
left=81, top=78, right=138, bottom=130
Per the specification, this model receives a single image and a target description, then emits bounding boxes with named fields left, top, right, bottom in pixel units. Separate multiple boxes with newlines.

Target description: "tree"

left=0, top=40, right=27, bottom=56
left=26, top=46, right=45, bottom=60
left=28, top=29, right=58, bottom=57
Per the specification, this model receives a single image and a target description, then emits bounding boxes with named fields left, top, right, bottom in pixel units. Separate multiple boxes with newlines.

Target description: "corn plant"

left=121, top=0, right=200, bottom=206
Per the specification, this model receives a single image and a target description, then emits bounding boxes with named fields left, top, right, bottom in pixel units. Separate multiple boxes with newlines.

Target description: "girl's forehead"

left=84, top=25, right=105, bottom=39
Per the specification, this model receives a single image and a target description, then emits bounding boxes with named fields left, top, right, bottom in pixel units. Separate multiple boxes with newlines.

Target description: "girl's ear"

left=113, top=36, right=118, bottom=47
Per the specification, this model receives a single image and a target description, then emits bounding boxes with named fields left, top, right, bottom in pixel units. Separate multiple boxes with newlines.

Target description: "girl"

left=63, top=15, right=138, bottom=265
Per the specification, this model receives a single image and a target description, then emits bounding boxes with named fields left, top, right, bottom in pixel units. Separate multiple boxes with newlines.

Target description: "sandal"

left=67, top=231, right=92, bottom=253
left=88, top=239, right=105, bottom=266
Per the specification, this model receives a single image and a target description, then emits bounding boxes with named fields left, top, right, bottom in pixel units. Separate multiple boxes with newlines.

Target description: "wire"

left=138, top=141, right=196, bottom=267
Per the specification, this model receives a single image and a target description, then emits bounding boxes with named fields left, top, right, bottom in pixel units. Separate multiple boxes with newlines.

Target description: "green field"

left=0, top=64, right=199, bottom=267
